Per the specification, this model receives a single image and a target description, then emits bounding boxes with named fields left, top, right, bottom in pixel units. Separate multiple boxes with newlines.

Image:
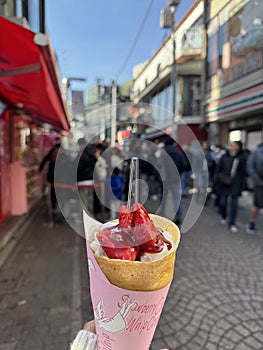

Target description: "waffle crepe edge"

left=92, top=214, right=180, bottom=291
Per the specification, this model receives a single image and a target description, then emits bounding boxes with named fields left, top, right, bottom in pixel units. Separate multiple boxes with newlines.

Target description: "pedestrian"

left=214, top=141, right=246, bottom=232
left=191, top=141, right=215, bottom=204
left=246, top=142, right=263, bottom=234
left=94, top=143, right=108, bottom=217
left=212, top=145, right=226, bottom=207
left=76, top=138, right=97, bottom=216
left=109, top=167, right=123, bottom=219
left=53, top=146, right=74, bottom=223
left=154, top=141, right=165, bottom=200
left=158, top=136, right=185, bottom=225
left=110, top=146, right=124, bottom=171
left=180, top=144, right=192, bottom=197
left=39, top=138, right=61, bottom=213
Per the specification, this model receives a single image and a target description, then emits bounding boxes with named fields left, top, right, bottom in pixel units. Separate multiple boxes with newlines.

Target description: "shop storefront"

left=205, top=0, right=263, bottom=147
left=0, top=17, right=70, bottom=222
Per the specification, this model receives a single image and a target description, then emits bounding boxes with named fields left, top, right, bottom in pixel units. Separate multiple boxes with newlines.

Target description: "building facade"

left=204, top=0, right=263, bottom=149
left=0, top=0, right=45, bottom=33
left=132, top=0, right=207, bottom=145
left=84, top=80, right=134, bottom=143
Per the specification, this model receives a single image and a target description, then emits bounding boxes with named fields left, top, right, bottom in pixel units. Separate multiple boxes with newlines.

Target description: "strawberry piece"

left=97, top=228, right=138, bottom=261
left=131, top=202, right=150, bottom=226
left=131, top=220, right=158, bottom=247
left=130, top=203, right=158, bottom=246
left=118, top=205, right=131, bottom=228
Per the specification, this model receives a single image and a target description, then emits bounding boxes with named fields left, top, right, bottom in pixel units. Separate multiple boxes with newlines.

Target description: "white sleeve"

left=70, top=330, right=97, bottom=350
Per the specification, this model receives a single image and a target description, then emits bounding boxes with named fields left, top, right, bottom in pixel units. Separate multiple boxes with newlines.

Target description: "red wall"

left=0, top=110, right=11, bottom=222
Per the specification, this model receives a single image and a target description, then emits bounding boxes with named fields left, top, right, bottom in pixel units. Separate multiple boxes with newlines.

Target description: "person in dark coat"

left=76, top=138, right=97, bottom=215
left=158, top=136, right=185, bottom=225
left=246, top=142, right=263, bottom=234
left=191, top=141, right=215, bottom=204
left=39, top=142, right=61, bottom=210
left=214, top=141, right=246, bottom=232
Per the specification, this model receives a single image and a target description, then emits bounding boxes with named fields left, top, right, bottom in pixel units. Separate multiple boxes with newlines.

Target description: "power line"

left=115, top=0, right=155, bottom=81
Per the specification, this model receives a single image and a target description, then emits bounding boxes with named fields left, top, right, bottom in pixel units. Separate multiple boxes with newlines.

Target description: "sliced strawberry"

left=118, top=205, right=131, bottom=228
left=130, top=203, right=158, bottom=246
left=97, top=228, right=138, bottom=261
left=131, top=220, right=158, bottom=247
left=140, top=231, right=164, bottom=253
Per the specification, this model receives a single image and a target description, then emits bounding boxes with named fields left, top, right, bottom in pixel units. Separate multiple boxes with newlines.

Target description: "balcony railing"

left=177, top=25, right=203, bottom=63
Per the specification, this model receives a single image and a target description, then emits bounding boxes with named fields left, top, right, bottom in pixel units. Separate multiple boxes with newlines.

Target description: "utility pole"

left=62, top=77, right=86, bottom=144
left=111, top=79, right=117, bottom=147
left=97, top=78, right=106, bottom=141
left=160, top=0, right=180, bottom=139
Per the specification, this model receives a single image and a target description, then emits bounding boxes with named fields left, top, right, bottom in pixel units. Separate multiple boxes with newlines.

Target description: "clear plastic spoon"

left=127, top=157, right=139, bottom=208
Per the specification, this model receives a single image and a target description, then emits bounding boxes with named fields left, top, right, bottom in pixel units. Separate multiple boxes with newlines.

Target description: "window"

left=218, top=21, right=228, bottom=68
left=207, top=33, right=218, bottom=77
left=182, top=76, right=201, bottom=116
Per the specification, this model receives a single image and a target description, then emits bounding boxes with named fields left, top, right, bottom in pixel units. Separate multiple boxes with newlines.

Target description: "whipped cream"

left=140, top=230, right=173, bottom=262
left=90, top=220, right=174, bottom=262
left=90, top=221, right=116, bottom=258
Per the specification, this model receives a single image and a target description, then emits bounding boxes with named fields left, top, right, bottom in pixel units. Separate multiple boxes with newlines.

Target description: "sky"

left=45, top=0, right=195, bottom=92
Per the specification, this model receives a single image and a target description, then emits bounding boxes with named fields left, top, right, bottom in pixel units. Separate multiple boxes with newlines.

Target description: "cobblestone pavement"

left=0, top=194, right=262, bottom=350
left=0, top=201, right=86, bottom=350
left=151, top=194, right=263, bottom=350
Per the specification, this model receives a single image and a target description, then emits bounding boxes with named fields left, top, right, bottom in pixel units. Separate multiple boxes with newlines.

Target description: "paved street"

left=152, top=194, right=263, bottom=350
left=0, top=194, right=262, bottom=350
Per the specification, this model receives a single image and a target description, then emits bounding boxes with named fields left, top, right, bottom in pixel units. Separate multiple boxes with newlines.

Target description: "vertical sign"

left=71, top=90, right=84, bottom=117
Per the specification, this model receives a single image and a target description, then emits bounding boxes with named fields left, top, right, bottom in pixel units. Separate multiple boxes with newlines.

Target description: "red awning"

left=0, top=16, right=70, bottom=131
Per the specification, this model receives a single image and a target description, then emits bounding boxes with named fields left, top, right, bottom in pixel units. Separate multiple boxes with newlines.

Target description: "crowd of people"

left=39, top=136, right=263, bottom=234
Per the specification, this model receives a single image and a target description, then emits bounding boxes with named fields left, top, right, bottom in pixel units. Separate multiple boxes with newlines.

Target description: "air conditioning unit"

left=7, top=16, right=31, bottom=29
left=160, top=8, right=174, bottom=29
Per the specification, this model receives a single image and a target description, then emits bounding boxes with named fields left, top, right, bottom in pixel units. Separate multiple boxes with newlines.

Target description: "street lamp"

left=62, top=77, right=86, bottom=89
left=160, top=0, right=180, bottom=138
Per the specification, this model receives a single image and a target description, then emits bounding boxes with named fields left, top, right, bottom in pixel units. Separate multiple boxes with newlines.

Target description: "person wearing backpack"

left=246, top=142, right=263, bottom=234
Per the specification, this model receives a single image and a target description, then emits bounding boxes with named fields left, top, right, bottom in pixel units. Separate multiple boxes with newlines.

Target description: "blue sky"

left=45, top=0, right=195, bottom=92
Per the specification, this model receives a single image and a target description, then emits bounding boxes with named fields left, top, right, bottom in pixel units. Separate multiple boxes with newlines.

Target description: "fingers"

left=83, top=320, right=96, bottom=333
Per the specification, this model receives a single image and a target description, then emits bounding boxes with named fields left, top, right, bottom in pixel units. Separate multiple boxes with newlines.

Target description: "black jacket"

left=163, top=144, right=185, bottom=182
left=246, top=143, right=263, bottom=186
left=39, top=144, right=60, bottom=183
left=76, top=147, right=97, bottom=182
left=215, top=151, right=246, bottom=196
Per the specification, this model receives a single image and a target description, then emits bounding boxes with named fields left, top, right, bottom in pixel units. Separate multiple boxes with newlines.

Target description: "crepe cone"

left=92, top=214, right=180, bottom=291
left=83, top=211, right=180, bottom=350
left=84, top=214, right=180, bottom=291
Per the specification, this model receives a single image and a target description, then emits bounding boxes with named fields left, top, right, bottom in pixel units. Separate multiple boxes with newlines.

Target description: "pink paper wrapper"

left=86, top=242, right=170, bottom=350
